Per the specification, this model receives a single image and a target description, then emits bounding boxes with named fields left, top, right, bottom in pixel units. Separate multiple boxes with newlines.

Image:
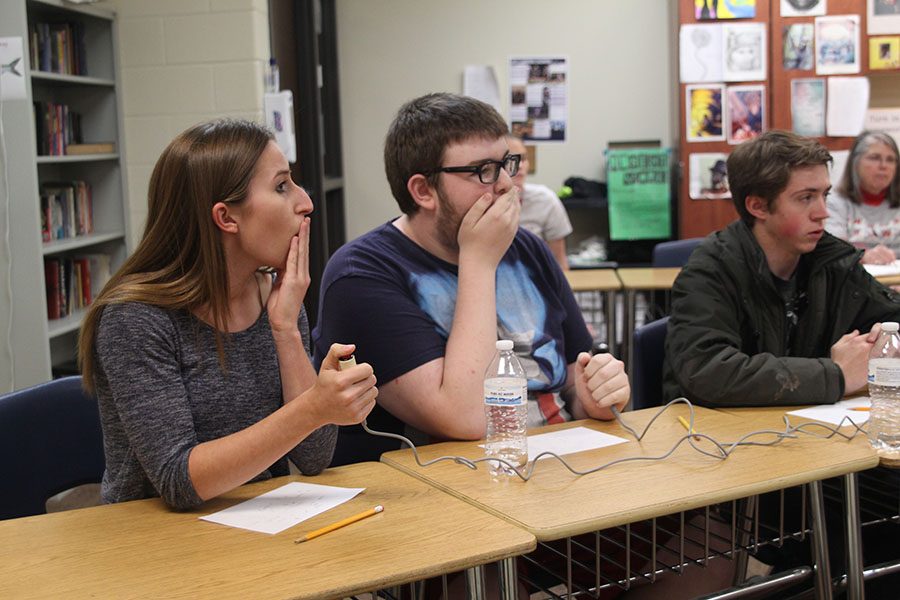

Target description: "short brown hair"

left=384, top=93, right=508, bottom=214
left=835, top=131, right=900, bottom=208
left=727, top=130, right=832, bottom=225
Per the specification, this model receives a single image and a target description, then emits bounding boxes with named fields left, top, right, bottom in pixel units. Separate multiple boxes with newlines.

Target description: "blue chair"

left=631, top=316, right=669, bottom=410
left=0, top=376, right=105, bottom=520
left=651, top=238, right=703, bottom=268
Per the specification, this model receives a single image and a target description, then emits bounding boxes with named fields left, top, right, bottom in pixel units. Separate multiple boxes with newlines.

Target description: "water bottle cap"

left=883, top=322, right=899, bottom=332
left=496, top=340, right=514, bottom=351
left=269, top=57, right=277, bottom=66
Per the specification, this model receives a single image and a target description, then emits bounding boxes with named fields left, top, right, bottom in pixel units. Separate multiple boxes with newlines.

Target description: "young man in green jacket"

left=664, top=130, right=900, bottom=407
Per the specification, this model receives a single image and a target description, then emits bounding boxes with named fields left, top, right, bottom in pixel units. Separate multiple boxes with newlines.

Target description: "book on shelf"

left=66, top=142, right=115, bottom=155
left=43, top=253, right=111, bottom=321
left=33, top=101, right=82, bottom=156
left=28, top=20, right=87, bottom=76
left=40, top=180, right=93, bottom=242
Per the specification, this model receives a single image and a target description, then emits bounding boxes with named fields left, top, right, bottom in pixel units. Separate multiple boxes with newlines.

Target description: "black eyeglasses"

left=427, top=153, right=521, bottom=184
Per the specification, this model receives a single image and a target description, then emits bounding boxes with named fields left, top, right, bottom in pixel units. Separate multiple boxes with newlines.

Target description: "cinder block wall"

left=110, top=0, right=270, bottom=248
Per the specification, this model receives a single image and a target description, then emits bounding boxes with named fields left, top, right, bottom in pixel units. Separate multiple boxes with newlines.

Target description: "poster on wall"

left=870, top=37, right=900, bottom=69
left=680, top=24, right=725, bottom=83
left=783, top=24, right=815, bottom=70
left=781, top=0, right=826, bottom=17
left=726, top=84, right=765, bottom=144
left=686, top=84, right=725, bottom=142
left=607, top=148, right=671, bottom=241
left=723, top=22, right=767, bottom=81
left=868, top=0, right=900, bottom=35
left=509, top=56, right=567, bottom=142
left=0, top=37, right=26, bottom=100
left=689, top=153, right=731, bottom=200
left=815, top=15, right=861, bottom=75
left=791, top=78, right=826, bottom=137
left=695, top=0, right=756, bottom=20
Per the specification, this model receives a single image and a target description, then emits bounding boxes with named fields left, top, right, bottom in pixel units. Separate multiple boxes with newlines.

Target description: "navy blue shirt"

left=313, top=221, right=592, bottom=463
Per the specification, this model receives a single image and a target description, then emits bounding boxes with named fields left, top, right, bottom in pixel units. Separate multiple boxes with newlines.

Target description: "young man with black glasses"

left=313, top=92, right=629, bottom=465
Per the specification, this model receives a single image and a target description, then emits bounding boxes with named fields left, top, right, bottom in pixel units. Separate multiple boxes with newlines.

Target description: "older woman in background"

left=826, top=131, right=900, bottom=264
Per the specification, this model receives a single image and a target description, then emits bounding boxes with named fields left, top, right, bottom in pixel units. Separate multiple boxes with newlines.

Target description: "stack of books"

left=29, top=21, right=87, bottom=76
left=40, top=180, right=93, bottom=242
left=44, top=254, right=111, bottom=320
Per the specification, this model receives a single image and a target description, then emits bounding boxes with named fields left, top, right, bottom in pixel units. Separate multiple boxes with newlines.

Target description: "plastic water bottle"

left=867, top=322, right=900, bottom=463
left=484, top=340, right=528, bottom=477
left=264, top=57, right=280, bottom=93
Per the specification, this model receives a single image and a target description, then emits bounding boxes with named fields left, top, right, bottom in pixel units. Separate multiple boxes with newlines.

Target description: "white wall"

left=336, top=0, right=677, bottom=240
left=110, top=0, right=270, bottom=248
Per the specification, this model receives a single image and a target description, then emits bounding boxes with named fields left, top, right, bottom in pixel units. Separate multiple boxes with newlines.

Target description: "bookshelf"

left=676, top=0, right=899, bottom=239
left=0, top=0, right=128, bottom=389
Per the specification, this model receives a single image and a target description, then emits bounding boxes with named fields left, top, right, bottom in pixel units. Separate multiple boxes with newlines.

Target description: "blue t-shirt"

left=313, top=221, right=592, bottom=463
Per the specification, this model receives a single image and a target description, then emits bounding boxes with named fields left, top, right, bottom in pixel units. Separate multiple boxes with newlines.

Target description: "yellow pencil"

left=678, top=415, right=700, bottom=440
left=849, top=407, right=870, bottom=412
left=294, top=505, right=383, bottom=543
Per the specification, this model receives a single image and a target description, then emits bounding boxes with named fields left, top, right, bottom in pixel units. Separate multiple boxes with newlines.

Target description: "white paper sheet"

left=826, top=77, right=870, bottom=137
left=463, top=65, right=501, bottom=112
left=200, top=482, right=365, bottom=535
left=526, top=426, right=629, bottom=461
left=680, top=24, right=724, bottom=83
left=788, top=397, right=871, bottom=426
left=863, top=260, right=900, bottom=277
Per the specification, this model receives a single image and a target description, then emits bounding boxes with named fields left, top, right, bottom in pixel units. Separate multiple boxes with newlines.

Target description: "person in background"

left=78, top=119, right=377, bottom=509
left=507, top=134, right=573, bottom=270
left=825, top=131, right=900, bottom=265
left=314, top=93, right=629, bottom=466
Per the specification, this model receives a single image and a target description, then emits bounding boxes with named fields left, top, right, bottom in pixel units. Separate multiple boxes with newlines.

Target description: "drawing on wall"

left=695, top=0, right=756, bottom=20
left=870, top=36, right=900, bottom=69
left=868, top=0, right=900, bottom=35
left=689, top=153, right=731, bottom=200
left=509, top=56, right=567, bottom=142
left=815, top=15, right=860, bottom=75
left=680, top=24, right=724, bottom=82
left=726, top=84, right=765, bottom=144
left=686, top=84, right=725, bottom=142
left=723, top=23, right=767, bottom=81
left=783, top=24, right=814, bottom=70
left=781, top=0, right=826, bottom=17
left=791, top=78, right=826, bottom=137
left=0, top=37, right=26, bottom=101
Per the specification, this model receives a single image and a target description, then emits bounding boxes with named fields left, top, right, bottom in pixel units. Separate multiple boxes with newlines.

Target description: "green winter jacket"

left=663, top=220, right=900, bottom=407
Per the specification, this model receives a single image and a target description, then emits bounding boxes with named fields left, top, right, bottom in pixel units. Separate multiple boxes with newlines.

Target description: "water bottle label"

left=869, top=358, right=900, bottom=385
left=484, top=379, right=527, bottom=407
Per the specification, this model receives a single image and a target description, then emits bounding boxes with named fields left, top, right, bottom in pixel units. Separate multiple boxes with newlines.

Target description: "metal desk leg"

left=604, top=289, right=617, bottom=357
left=626, top=289, right=636, bottom=375
left=498, top=558, right=517, bottom=600
left=465, top=565, right=487, bottom=600
left=808, top=481, right=834, bottom=600
left=843, top=474, right=864, bottom=600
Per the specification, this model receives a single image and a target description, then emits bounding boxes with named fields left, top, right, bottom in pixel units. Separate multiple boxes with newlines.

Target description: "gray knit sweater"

left=94, top=302, right=337, bottom=509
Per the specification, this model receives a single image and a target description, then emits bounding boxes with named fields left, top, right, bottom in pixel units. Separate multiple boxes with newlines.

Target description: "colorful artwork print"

left=870, top=36, right=900, bottom=69
left=696, top=0, right=757, bottom=20
left=686, top=84, right=725, bottom=142
left=689, top=153, right=731, bottom=200
left=783, top=24, right=814, bottom=70
left=791, top=78, right=826, bottom=137
left=727, top=85, right=765, bottom=144
left=815, top=15, right=860, bottom=74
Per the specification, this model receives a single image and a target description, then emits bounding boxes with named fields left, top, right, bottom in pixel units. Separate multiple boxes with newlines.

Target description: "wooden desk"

left=564, top=268, right=621, bottom=352
left=874, top=273, right=900, bottom=287
left=381, top=406, right=877, bottom=599
left=0, top=462, right=535, bottom=600
left=615, top=268, right=680, bottom=371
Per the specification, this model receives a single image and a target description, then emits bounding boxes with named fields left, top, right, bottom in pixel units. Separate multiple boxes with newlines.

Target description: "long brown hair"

left=78, top=119, right=273, bottom=392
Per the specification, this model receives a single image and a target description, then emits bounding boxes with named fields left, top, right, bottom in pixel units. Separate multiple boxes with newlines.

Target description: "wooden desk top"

left=616, top=267, right=681, bottom=290
left=875, top=273, right=900, bottom=287
left=0, top=462, right=535, bottom=600
left=564, top=269, right=622, bottom=292
left=381, top=405, right=878, bottom=541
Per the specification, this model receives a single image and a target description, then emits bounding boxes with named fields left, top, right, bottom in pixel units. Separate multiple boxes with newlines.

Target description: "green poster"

left=607, top=148, right=671, bottom=241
